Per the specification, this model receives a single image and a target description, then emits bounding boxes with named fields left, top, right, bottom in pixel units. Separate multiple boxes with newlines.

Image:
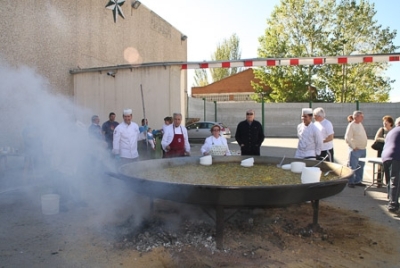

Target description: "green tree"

left=193, top=33, right=242, bottom=86
left=322, top=0, right=397, bottom=102
left=254, top=0, right=397, bottom=103
left=210, top=33, right=242, bottom=82
left=193, top=69, right=209, bottom=87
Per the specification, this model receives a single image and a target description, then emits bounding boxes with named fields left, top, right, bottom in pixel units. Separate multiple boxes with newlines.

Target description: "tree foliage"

left=193, top=69, right=209, bottom=87
left=254, top=0, right=398, bottom=103
left=193, top=33, right=242, bottom=86
left=210, top=33, right=242, bottom=82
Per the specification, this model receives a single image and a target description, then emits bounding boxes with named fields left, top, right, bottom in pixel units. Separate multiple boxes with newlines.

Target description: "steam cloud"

left=0, top=60, right=147, bottom=228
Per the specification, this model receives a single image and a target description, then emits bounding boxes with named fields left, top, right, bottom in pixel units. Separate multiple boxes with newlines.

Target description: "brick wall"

left=192, top=68, right=268, bottom=96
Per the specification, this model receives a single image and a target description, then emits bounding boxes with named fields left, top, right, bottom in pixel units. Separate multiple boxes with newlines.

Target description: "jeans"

left=348, top=148, right=366, bottom=184
left=385, top=160, right=400, bottom=207
left=384, top=160, right=392, bottom=198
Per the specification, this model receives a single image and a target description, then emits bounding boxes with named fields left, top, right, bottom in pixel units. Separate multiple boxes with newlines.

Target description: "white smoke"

left=0, top=62, right=96, bottom=169
left=0, top=60, right=145, bottom=228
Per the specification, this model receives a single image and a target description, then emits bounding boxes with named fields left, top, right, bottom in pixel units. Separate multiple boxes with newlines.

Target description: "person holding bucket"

left=201, top=124, right=231, bottom=156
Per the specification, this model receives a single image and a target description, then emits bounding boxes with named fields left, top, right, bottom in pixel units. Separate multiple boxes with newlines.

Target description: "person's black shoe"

left=348, top=183, right=355, bottom=188
left=388, top=204, right=399, bottom=213
left=355, top=182, right=366, bottom=187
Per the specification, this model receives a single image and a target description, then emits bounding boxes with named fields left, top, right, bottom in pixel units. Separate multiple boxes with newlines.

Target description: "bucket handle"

left=311, top=154, right=329, bottom=167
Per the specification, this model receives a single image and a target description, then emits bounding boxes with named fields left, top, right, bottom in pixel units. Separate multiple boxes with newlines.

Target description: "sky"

left=140, top=0, right=400, bottom=102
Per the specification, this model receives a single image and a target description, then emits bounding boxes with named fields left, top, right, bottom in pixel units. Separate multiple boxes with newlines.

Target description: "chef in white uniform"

left=294, top=108, right=323, bottom=159
left=201, top=124, right=231, bottom=156
left=112, top=109, right=142, bottom=164
left=313, top=107, right=335, bottom=162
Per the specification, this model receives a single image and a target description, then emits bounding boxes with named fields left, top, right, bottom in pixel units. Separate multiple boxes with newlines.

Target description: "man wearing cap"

left=161, top=112, right=191, bottom=158
left=235, top=109, right=265, bottom=156
left=294, top=108, right=323, bottom=159
left=345, top=110, right=368, bottom=188
left=112, top=109, right=142, bottom=164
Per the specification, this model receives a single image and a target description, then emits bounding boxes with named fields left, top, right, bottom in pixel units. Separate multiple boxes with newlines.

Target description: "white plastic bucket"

left=41, top=194, right=60, bottom=215
left=291, top=162, right=306, bottom=173
left=241, top=158, right=254, bottom=164
left=200, top=155, right=212, bottom=166
left=301, top=167, right=322, bottom=184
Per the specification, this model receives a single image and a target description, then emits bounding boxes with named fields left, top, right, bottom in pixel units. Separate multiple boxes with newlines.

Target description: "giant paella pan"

left=112, top=156, right=353, bottom=249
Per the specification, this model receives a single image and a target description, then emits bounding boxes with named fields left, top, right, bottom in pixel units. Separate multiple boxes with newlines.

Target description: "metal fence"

left=187, top=97, right=400, bottom=138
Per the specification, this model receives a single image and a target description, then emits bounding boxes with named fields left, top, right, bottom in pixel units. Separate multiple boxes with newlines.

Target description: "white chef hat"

left=123, top=109, right=132, bottom=115
left=301, top=108, right=313, bottom=115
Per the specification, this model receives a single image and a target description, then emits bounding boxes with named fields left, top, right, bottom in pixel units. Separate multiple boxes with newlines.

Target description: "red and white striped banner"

left=181, top=53, right=400, bottom=69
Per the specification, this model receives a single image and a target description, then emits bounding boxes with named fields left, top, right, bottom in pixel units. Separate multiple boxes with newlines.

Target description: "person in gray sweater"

left=382, top=117, right=400, bottom=212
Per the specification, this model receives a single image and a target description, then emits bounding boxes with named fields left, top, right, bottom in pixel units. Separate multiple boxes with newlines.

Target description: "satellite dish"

left=131, top=0, right=141, bottom=9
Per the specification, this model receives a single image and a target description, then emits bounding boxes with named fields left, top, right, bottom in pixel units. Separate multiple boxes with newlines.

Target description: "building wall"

left=0, top=1, right=187, bottom=96
left=0, top=1, right=188, bottom=148
left=73, top=66, right=185, bottom=129
left=188, top=97, right=400, bottom=138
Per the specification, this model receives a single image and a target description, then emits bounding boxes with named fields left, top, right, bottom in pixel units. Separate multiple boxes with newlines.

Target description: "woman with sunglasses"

left=201, top=124, right=231, bottom=156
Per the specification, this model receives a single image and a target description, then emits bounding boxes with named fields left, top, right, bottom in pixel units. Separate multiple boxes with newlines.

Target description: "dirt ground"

left=1, top=165, right=400, bottom=268
left=110, top=200, right=400, bottom=268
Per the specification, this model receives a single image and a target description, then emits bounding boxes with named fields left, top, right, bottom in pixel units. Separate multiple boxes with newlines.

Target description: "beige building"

left=0, top=0, right=187, bottom=126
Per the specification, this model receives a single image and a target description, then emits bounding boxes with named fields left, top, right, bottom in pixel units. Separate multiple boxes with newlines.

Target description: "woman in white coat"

left=201, top=125, right=231, bottom=156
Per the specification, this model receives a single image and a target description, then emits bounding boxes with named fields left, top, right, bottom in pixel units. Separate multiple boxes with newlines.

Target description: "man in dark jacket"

left=235, top=109, right=265, bottom=156
left=382, top=117, right=400, bottom=212
left=101, top=112, right=119, bottom=151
